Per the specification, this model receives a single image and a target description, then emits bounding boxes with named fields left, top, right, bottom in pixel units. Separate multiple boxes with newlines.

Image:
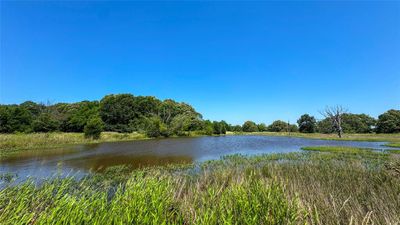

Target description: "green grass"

left=385, top=149, right=400, bottom=154
left=301, top=146, right=374, bottom=154
left=0, top=132, right=148, bottom=157
left=385, top=142, right=400, bottom=148
left=228, top=131, right=400, bottom=142
left=1, top=150, right=399, bottom=224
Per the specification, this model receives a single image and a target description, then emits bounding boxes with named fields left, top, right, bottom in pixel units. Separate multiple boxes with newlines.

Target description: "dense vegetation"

left=1, top=94, right=399, bottom=139
left=1, top=147, right=399, bottom=224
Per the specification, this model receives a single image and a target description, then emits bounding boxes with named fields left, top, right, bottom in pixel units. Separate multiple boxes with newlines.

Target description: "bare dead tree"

left=320, top=105, right=347, bottom=138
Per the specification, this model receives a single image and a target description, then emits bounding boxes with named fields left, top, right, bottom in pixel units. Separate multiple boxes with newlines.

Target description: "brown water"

left=0, top=135, right=396, bottom=183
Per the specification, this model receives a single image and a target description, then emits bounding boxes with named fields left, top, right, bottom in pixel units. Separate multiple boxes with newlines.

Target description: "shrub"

left=297, top=114, right=316, bottom=133
left=376, top=109, right=400, bottom=133
left=242, top=121, right=258, bottom=132
left=84, top=117, right=104, bottom=139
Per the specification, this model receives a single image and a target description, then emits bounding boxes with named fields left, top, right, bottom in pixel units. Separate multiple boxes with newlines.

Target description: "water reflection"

left=65, top=154, right=193, bottom=171
left=0, top=135, right=397, bottom=182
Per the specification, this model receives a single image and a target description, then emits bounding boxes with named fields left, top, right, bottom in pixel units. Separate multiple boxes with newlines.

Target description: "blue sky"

left=1, top=1, right=399, bottom=125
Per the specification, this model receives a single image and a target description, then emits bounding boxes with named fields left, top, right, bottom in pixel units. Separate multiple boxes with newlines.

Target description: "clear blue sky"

left=1, top=1, right=399, bottom=125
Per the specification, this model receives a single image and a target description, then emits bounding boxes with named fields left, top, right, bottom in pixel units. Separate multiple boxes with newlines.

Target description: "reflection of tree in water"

left=65, top=154, right=194, bottom=172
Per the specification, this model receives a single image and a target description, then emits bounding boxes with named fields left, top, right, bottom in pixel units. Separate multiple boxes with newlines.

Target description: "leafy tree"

left=231, top=125, right=242, bottom=132
left=341, top=113, right=376, bottom=133
left=5, top=106, right=34, bottom=132
left=297, top=114, right=316, bottom=133
left=0, top=105, right=13, bottom=133
left=62, top=101, right=99, bottom=132
left=257, top=123, right=267, bottom=132
left=316, top=118, right=334, bottom=133
left=84, top=117, right=104, bottom=139
left=133, top=96, right=161, bottom=117
left=100, top=94, right=136, bottom=132
left=242, top=121, right=258, bottom=132
left=268, top=120, right=297, bottom=132
left=32, top=113, right=60, bottom=132
left=144, top=116, right=168, bottom=138
left=376, top=109, right=400, bottom=133
left=202, top=120, right=214, bottom=135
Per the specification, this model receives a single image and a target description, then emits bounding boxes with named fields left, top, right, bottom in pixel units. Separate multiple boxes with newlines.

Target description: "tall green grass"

left=1, top=150, right=399, bottom=224
left=0, top=132, right=147, bottom=157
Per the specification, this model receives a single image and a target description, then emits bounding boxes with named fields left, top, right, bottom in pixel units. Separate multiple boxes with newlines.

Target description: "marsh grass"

left=1, top=150, right=399, bottom=224
left=385, top=142, right=400, bottom=148
left=0, top=132, right=147, bottom=157
left=229, top=131, right=400, bottom=142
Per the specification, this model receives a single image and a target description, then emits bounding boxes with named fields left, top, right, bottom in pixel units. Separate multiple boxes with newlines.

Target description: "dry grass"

left=0, top=132, right=147, bottom=157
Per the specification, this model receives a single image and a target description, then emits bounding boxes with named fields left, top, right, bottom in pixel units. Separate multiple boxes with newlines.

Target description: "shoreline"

left=1, top=131, right=399, bottom=158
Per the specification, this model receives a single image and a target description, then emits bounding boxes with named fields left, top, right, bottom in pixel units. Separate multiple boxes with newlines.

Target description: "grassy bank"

left=0, top=132, right=148, bottom=157
left=229, top=131, right=400, bottom=142
left=1, top=147, right=399, bottom=224
left=2, top=131, right=399, bottom=158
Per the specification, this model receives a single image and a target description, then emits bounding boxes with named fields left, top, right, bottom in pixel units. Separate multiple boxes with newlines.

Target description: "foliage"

left=316, top=118, right=333, bottom=133
left=32, top=113, right=60, bottom=132
left=268, top=120, right=297, bottom=132
left=376, top=109, right=400, bottom=133
left=144, top=116, right=168, bottom=138
left=84, top=117, right=104, bottom=139
left=297, top=114, right=316, bottom=133
left=242, top=121, right=258, bottom=132
left=212, top=121, right=227, bottom=135
left=341, top=113, right=376, bottom=133
left=257, top=123, right=267, bottom=132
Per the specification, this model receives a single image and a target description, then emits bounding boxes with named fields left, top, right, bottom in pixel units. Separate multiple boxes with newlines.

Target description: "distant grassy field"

left=0, top=132, right=148, bottom=157
left=1, top=147, right=399, bottom=224
left=229, top=131, right=400, bottom=142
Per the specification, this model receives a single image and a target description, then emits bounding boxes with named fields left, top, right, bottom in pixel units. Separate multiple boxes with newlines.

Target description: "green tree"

left=257, top=123, right=267, bottom=132
left=32, top=113, right=60, bottom=132
left=100, top=94, right=136, bottom=132
left=316, top=118, right=334, bottom=133
left=231, top=125, right=243, bottom=132
left=297, top=114, right=317, bottom=133
left=84, top=117, right=104, bottom=139
left=268, top=120, right=296, bottom=132
left=144, top=116, right=168, bottom=138
left=62, top=101, right=99, bottom=132
left=376, top=109, right=400, bottom=133
left=242, top=121, right=258, bottom=132
left=341, top=113, right=376, bottom=133
left=202, top=120, right=214, bottom=135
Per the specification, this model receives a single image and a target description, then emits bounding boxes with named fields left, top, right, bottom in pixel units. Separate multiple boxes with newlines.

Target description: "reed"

left=1, top=148, right=399, bottom=224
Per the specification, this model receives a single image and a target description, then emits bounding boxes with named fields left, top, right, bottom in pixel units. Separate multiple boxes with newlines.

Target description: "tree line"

left=0, top=94, right=399, bottom=138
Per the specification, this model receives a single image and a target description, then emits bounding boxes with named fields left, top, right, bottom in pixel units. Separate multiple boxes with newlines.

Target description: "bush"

left=242, top=121, right=258, bottom=132
left=32, top=113, right=60, bottom=132
left=84, top=117, right=104, bottom=139
left=145, top=116, right=168, bottom=138
left=376, top=109, right=400, bottom=133
left=297, top=114, right=316, bottom=133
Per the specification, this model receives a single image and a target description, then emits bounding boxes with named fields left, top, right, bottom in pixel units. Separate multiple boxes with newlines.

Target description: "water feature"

left=0, top=135, right=397, bottom=183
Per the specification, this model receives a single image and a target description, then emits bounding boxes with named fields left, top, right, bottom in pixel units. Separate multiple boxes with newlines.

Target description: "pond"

left=0, top=135, right=397, bottom=183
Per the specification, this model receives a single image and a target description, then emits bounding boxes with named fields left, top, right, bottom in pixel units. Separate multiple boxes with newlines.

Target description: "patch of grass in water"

left=384, top=142, right=400, bottom=148
left=301, top=146, right=374, bottom=154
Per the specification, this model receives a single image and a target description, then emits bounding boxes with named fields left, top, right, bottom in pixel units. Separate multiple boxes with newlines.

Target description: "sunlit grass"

left=1, top=150, right=399, bottom=224
left=229, top=131, right=400, bottom=142
left=0, top=132, right=147, bottom=157
left=385, top=142, right=400, bottom=148
left=301, top=146, right=374, bottom=154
